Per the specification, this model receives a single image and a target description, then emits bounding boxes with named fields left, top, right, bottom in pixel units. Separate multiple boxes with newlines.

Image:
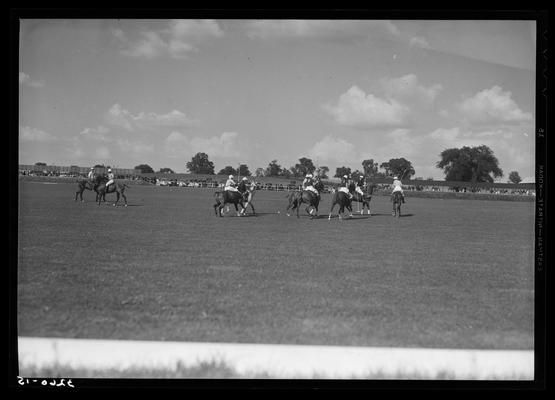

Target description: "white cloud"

left=326, top=75, right=442, bottom=129
left=245, top=20, right=399, bottom=40
left=324, top=86, right=409, bottom=128
left=164, top=131, right=189, bottom=157
left=190, top=132, right=240, bottom=158
left=458, top=86, right=533, bottom=124
left=115, top=139, right=153, bottom=156
left=19, top=126, right=57, bottom=142
left=19, top=72, right=44, bottom=88
left=307, top=135, right=356, bottom=164
left=80, top=125, right=111, bottom=141
left=114, top=20, right=223, bottom=59
left=409, top=36, right=431, bottom=49
left=105, top=104, right=197, bottom=132
left=164, top=131, right=240, bottom=159
left=381, top=74, right=442, bottom=107
left=429, top=127, right=461, bottom=141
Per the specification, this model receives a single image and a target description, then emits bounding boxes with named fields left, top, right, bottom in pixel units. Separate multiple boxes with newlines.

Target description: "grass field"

left=17, top=181, right=535, bottom=351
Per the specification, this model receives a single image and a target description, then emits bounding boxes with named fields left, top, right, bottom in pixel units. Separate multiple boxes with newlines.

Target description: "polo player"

left=105, top=168, right=115, bottom=192
left=391, top=175, right=405, bottom=203
left=224, top=175, right=239, bottom=193
left=338, top=174, right=353, bottom=199
left=237, top=177, right=250, bottom=201
left=355, top=174, right=366, bottom=196
left=302, top=173, right=320, bottom=200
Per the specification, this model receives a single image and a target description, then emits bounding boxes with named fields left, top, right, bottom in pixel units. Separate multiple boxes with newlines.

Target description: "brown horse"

left=328, top=188, right=353, bottom=220
left=391, top=191, right=403, bottom=217
left=75, top=178, right=99, bottom=202
left=285, top=179, right=324, bottom=218
left=239, top=181, right=257, bottom=216
left=95, top=176, right=128, bottom=206
left=349, top=182, right=376, bottom=215
left=214, top=190, right=245, bottom=217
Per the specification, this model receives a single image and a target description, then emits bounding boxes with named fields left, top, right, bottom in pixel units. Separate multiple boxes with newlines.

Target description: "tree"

left=186, top=153, right=215, bottom=175
left=158, top=167, right=175, bottom=174
left=380, top=158, right=415, bottom=179
left=280, top=167, right=292, bottom=179
left=436, top=145, right=503, bottom=183
left=255, top=168, right=265, bottom=178
left=508, top=171, right=522, bottom=184
left=361, top=159, right=378, bottom=177
left=290, top=157, right=316, bottom=178
left=265, top=160, right=282, bottom=177
left=334, top=166, right=352, bottom=178
left=218, top=166, right=237, bottom=176
left=134, top=164, right=155, bottom=174
left=34, top=162, right=47, bottom=166
left=315, top=166, right=329, bottom=179
left=237, top=164, right=251, bottom=177
left=94, top=164, right=105, bottom=168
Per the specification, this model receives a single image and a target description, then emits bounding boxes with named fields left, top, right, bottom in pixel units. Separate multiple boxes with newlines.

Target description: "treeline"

left=88, top=144, right=525, bottom=185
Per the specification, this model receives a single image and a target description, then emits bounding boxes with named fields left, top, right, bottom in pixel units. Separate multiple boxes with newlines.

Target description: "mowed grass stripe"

left=17, top=182, right=535, bottom=349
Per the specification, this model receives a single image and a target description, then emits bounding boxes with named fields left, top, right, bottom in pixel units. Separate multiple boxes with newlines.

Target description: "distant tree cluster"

left=128, top=144, right=515, bottom=184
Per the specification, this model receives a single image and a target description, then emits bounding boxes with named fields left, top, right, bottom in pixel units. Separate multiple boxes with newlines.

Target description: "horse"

left=348, top=182, right=377, bottom=215
left=391, top=191, right=403, bottom=217
left=328, top=187, right=354, bottom=220
left=239, top=181, right=257, bottom=216
left=214, top=189, right=246, bottom=217
left=285, top=179, right=325, bottom=218
left=94, top=175, right=128, bottom=207
left=74, top=178, right=99, bottom=202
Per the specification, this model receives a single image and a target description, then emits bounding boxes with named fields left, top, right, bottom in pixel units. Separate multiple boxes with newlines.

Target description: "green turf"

left=17, top=182, right=535, bottom=349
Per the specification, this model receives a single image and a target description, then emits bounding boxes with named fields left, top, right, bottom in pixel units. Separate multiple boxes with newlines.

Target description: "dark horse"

left=328, top=188, right=354, bottom=220
left=348, top=182, right=376, bottom=215
left=75, top=178, right=99, bottom=202
left=238, top=181, right=257, bottom=216
left=94, top=175, right=128, bottom=207
left=391, top=191, right=403, bottom=217
left=285, top=179, right=325, bottom=218
left=214, top=189, right=247, bottom=217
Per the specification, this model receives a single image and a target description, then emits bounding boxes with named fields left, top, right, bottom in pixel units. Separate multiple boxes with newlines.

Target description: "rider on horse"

left=237, top=177, right=250, bottom=201
left=225, top=175, right=240, bottom=193
left=355, top=174, right=366, bottom=196
left=338, top=174, right=353, bottom=199
left=391, top=175, right=405, bottom=203
left=105, top=168, right=115, bottom=191
left=302, top=173, right=320, bottom=201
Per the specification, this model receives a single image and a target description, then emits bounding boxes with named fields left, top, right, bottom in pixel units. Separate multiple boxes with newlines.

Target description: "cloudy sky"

left=19, top=19, right=536, bottom=180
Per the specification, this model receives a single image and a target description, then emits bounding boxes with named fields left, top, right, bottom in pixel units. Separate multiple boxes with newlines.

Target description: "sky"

left=18, top=19, right=537, bottom=181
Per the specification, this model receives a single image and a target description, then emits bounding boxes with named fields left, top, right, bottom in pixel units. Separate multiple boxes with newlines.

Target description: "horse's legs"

left=121, top=191, right=127, bottom=207
left=328, top=201, right=337, bottom=220
left=113, top=191, right=120, bottom=206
